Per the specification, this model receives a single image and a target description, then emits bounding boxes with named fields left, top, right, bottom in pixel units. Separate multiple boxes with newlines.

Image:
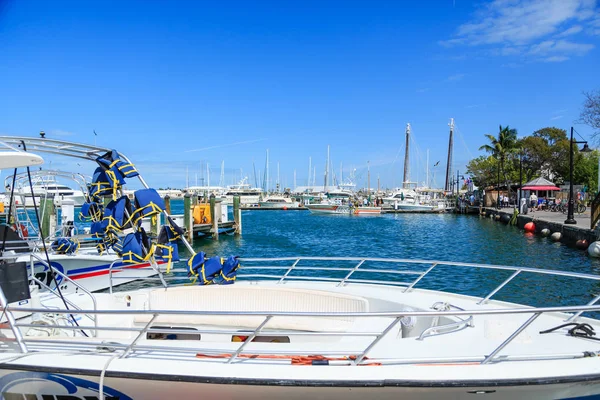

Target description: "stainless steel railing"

left=3, top=256, right=600, bottom=365
left=3, top=304, right=600, bottom=366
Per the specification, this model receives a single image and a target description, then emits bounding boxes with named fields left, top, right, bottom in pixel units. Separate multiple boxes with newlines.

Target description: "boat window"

left=232, top=334, right=290, bottom=343
left=147, top=326, right=201, bottom=340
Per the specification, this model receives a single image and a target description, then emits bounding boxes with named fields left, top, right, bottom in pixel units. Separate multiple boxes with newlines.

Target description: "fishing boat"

left=2, top=256, right=600, bottom=399
left=0, top=138, right=170, bottom=294
left=258, top=195, right=301, bottom=209
left=2, top=137, right=600, bottom=399
left=305, top=200, right=351, bottom=215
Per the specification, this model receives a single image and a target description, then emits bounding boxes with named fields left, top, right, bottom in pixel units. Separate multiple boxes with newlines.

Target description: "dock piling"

left=164, top=195, right=171, bottom=214
left=233, top=196, right=242, bottom=235
left=40, top=199, right=55, bottom=239
left=184, top=193, right=193, bottom=244
left=210, top=195, right=219, bottom=240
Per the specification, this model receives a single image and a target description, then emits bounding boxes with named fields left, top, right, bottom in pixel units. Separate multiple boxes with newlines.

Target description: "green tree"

left=574, top=150, right=599, bottom=194
left=466, top=156, right=498, bottom=189
left=519, top=136, right=550, bottom=181
left=479, top=125, right=519, bottom=199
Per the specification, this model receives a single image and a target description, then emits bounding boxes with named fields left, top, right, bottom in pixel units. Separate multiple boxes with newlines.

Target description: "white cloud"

left=557, top=25, right=584, bottom=36
left=440, top=0, right=598, bottom=62
left=447, top=73, right=466, bottom=81
left=550, top=115, right=564, bottom=120
left=529, top=39, right=594, bottom=56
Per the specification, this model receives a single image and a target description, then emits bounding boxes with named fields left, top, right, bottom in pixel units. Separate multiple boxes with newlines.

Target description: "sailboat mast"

left=445, top=118, right=454, bottom=192
left=277, top=161, right=280, bottom=192
left=207, top=163, right=210, bottom=187
left=266, top=149, right=270, bottom=193
left=324, top=145, right=330, bottom=191
left=221, top=160, right=225, bottom=188
left=402, top=123, right=411, bottom=188
left=426, top=149, right=429, bottom=188
left=367, top=161, right=371, bottom=201
left=308, top=156, right=312, bottom=188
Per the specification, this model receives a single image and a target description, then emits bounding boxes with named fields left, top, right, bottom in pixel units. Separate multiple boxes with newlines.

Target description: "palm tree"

left=479, top=125, right=518, bottom=207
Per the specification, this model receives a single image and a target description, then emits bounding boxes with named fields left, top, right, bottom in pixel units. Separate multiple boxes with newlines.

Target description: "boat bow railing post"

left=227, top=315, right=273, bottom=364
left=337, top=259, right=365, bottom=287
left=566, top=293, right=600, bottom=322
left=120, top=314, right=158, bottom=359
left=482, top=312, right=541, bottom=365
left=478, top=269, right=522, bottom=305
left=354, top=317, right=401, bottom=365
left=108, top=260, right=120, bottom=295
left=403, top=263, right=437, bottom=293
left=278, top=259, right=300, bottom=284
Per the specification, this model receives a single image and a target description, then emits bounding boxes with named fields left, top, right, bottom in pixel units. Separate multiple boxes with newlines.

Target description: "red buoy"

left=576, top=239, right=589, bottom=250
left=524, top=222, right=535, bottom=233
left=283, top=206, right=288, bottom=210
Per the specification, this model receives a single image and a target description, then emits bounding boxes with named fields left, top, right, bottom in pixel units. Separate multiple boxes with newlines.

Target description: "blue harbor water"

left=158, top=201, right=600, bottom=313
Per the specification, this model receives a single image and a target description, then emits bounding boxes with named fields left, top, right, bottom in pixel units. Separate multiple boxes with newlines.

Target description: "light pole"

left=565, top=126, right=592, bottom=225
left=497, top=160, right=501, bottom=209
left=519, top=152, right=523, bottom=211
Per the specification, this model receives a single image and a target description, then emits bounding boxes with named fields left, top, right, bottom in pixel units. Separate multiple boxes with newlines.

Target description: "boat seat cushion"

left=134, top=286, right=368, bottom=332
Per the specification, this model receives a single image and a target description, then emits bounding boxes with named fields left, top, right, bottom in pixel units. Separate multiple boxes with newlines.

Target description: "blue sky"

left=1, top=0, right=599, bottom=190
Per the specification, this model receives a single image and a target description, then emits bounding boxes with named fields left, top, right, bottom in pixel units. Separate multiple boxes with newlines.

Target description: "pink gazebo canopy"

left=521, top=185, right=560, bottom=191
left=521, top=177, right=560, bottom=191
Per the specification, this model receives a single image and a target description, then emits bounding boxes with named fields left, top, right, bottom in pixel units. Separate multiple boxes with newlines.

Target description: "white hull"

left=0, top=368, right=598, bottom=400
left=306, top=204, right=351, bottom=214
left=258, top=202, right=301, bottom=209
left=15, top=251, right=163, bottom=293
left=16, top=193, right=86, bottom=208
left=221, top=195, right=261, bottom=205
left=3, top=257, right=600, bottom=400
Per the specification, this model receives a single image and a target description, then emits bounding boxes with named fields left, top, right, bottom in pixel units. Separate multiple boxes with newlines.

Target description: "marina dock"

left=481, top=207, right=596, bottom=246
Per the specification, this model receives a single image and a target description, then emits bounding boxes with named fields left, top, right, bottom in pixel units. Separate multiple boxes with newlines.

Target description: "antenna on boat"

left=39, top=130, right=46, bottom=138
left=252, top=160, right=257, bottom=189
left=445, top=118, right=454, bottom=192
left=403, top=123, right=411, bottom=189
left=266, top=149, right=270, bottom=193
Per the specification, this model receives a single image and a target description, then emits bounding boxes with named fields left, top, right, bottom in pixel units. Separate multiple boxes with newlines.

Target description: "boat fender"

left=12, top=223, right=28, bottom=238
left=399, top=307, right=417, bottom=339
left=588, top=241, right=600, bottom=258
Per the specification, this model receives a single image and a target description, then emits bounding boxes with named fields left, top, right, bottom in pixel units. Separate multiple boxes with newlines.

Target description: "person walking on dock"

left=529, top=192, right=538, bottom=212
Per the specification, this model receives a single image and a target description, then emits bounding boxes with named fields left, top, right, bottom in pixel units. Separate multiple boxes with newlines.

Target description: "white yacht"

left=7, top=171, right=87, bottom=207
left=258, top=195, right=301, bottom=209
left=221, top=178, right=262, bottom=205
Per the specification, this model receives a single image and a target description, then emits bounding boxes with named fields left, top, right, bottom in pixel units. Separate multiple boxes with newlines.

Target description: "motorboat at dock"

left=258, top=195, right=302, bottom=209
left=2, top=257, right=600, bottom=399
